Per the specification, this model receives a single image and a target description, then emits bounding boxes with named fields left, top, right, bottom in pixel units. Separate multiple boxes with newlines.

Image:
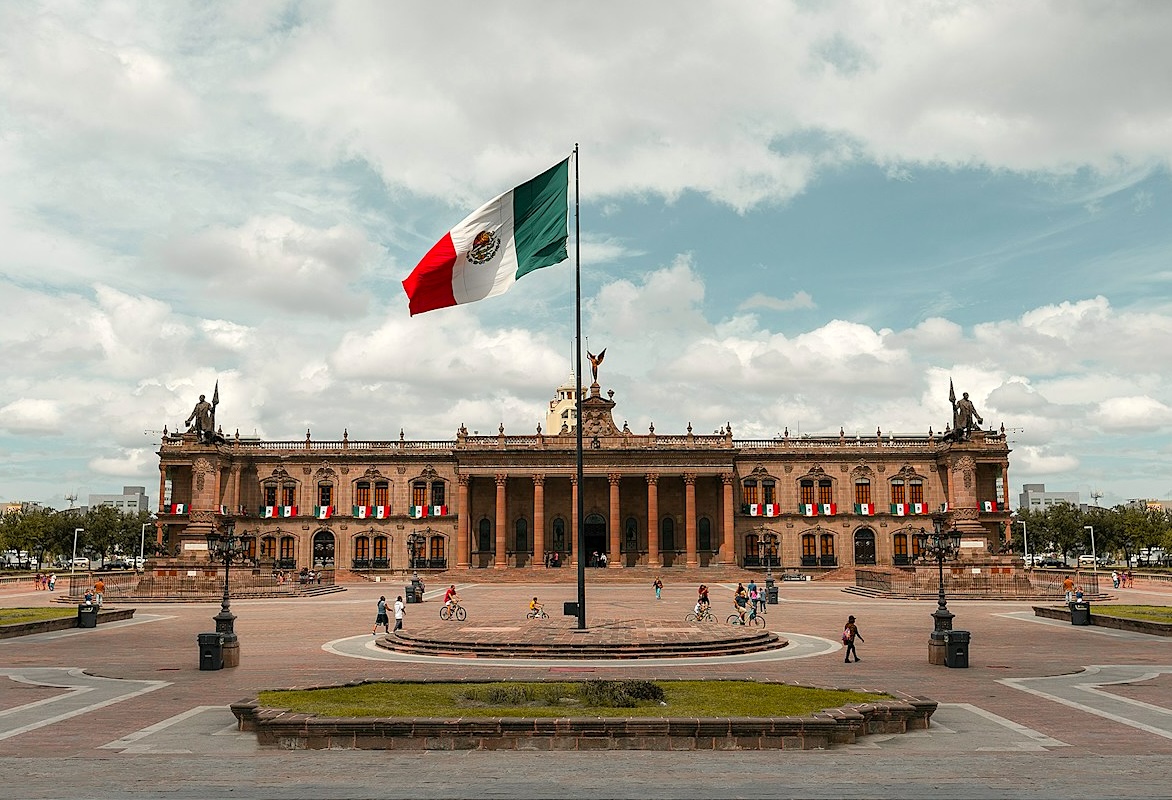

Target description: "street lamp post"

left=1018, top=520, right=1029, bottom=566
left=71, top=527, right=83, bottom=584
left=1085, top=525, right=1097, bottom=575
left=139, top=514, right=158, bottom=571
left=205, top=521, right=245, bottom=668
left=916, top=517, right=961, bottom=666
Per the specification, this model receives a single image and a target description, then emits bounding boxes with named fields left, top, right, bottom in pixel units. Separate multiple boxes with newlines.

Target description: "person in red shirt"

left=442, top=584, right=460, bottom=612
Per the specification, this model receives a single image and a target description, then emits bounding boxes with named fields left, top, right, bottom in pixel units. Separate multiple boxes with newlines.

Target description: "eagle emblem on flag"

left=468, top=229, right=501, bottom=265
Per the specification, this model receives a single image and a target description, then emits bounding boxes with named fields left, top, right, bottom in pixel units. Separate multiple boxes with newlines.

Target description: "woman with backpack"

left=842, top=615, right=863, bottom=663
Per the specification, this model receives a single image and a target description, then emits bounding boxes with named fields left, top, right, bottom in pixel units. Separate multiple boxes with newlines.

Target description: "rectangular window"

left=854, top=480, right=871, bottom=505
left=430, top=537, right=445, bottom=561
left=909, top=479, right=924, bottom=504
left=279, top=537, right=295, bottom=561
left=355, top=482, right=371, bottom=507
left=318, top=484, right=333, bottom=507
left=373, top=536, right=387, bottom=560
left=802, top=535, right=817, bottom=557
left=891, top=480, right=905, bottom=505
left=818, top=479, right=833, bottom=505
left=281, top=485, right=296, bottom=507
left=411, top=481, right=427, bottom=508
left=374, top=481, right=389, bottom=507
left=743, top=480, right=759, bottom=505
left=431, top=481, right=445, bottom=507
left=799, top=480, right=815, bottom=505
left=820, top=534, right=835, bottom=557
left=264, top=486, right=277, bottom=507
left=354, top=537, right=369, bottom=560
left=243, top=537, right=256, bottom=560
left=762, top=480, right=775, bottom=505
left=893, top=534, right=908, bottom=556
left=260, top=538, right=276, bottom=559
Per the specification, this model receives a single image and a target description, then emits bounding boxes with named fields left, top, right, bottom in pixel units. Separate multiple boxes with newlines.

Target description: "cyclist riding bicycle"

left=697, top=584, right=710, bottom=612
left=733, top=583, right=749, bottom=624
left=529, top=596, right=544, bottom=618
left=442, top=584, right=460, bottom=611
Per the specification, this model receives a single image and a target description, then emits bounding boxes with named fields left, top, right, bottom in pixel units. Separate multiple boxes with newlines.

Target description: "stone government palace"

left=155, top=374, right=1012, bottom=574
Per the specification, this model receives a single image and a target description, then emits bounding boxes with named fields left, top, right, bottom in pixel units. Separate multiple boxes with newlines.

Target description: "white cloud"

left=0, top=399, right=64, bottom=435
left=739, top=291, right=816, bottom=312
left=89, top=448, right=156, bottom=477
left=1014, top=446, right=1080, bottom=476
left=1091, top=396, right=1172, bottom=434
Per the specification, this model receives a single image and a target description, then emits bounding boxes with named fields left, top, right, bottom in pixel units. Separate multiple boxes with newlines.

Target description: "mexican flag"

left=409, top=506, right=427, bottom=519
left=799, top=504, right=817, bottom=516
left=982, top=500, right=1001, bottom=512
left=168, top=503, right=187, bottom=514
left=854, top=503, right=874, bottom=516
left=263, top=506, right=276, bottom=518
left=891, top=503, right=909, bottom=516
left=314, top=505, right=333, bottom=520
left=353, top=505, right=371, bottom=519
left=402, top=159, right=570, bottom=315
left=280, top=505, right=297, bottom=518
left=375, top=506, right=391, bottom=519
left=430, top=505, right=448, bottom=517
left=218, top=505, right=230, bottom=515
left=819, top=503, right=837, bottom=516
left=911, top=503, right=928, bottom=515
left=939, top=502, right=951, bottom=512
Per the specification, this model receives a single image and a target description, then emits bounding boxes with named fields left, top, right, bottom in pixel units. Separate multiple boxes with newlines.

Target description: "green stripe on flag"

left=513, top=159, right=569, bottom=279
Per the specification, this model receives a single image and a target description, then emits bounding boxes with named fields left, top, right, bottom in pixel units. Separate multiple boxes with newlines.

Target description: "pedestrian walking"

left=393, top=595, right=405, bottom=632
left=653, top=577, right=663, bottom=600
left=372, top=595, right=390, bottom=635
left=48, top=572, right=57, bottom=591
left=842, top=615, right=864, bottom=663
left=93, top=578, right=105, bottom=606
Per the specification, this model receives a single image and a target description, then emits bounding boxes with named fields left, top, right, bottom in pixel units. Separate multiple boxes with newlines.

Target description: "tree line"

left=1011, top=503, right=1172, bottom=566
left=0, top=506, right=160, bottom=568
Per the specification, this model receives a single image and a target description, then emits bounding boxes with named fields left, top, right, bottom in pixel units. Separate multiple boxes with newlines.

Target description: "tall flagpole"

left=573, top=144, right=586, bottom=630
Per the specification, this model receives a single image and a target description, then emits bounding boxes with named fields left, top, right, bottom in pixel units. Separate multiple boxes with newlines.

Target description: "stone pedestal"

left=928, top=633, right=947, bottom=666
left=222, top=640, right=240, bottom=668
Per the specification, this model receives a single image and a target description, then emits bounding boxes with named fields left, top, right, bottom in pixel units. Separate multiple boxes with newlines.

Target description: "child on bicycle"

left=529, top=596, right=544, bottom=618
left=734, top=583, right=749, bottom=624
left=697, top=584, right=710, bottom=612
left=443, top=584, right=460, bottom=612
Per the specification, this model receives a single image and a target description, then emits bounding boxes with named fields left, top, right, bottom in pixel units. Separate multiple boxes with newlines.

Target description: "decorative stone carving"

left=190, top=509, right=214, bottom=524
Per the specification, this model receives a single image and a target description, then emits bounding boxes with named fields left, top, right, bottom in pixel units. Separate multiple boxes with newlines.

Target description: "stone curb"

left=1032, top=605, right=1172, bottom=636
left=229, top=684, right=936, bottom=751
left=0, top=607, right=136, bottom=639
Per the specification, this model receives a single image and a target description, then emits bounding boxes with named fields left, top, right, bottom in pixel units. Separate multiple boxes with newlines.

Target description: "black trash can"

left=766, top=580, right=779, bottom=605
left=563, top=601, right=579, bottom=617
left=404, top=585, right=417, bottom=603
left=944, top=630, right=970, bottom=669
left=1070, top=600, right=1091, bottom=626
left=198, top=633, right=224, bottom=671
left=76, top=604, right=98, bottom=629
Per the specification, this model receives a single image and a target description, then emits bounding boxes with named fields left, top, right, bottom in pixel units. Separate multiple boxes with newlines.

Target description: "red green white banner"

left=747, top=504, right=780, bottom=517
left=890, top=503, right=909, bottom=516
left=854, top=503, right=874, bottom=516
left=409, top=506, right=427, bottom=519
left=263, top=506, right=297, bottom=518
left=167, top=503, right=186, bottom=514
left=353, top=505, right=371, bottom=519
left=430, top=505, right=448, bottom=517
left=402, top=159, right=570, bottom=315
left=799, top=504, right=817, bottom=516
left=314, top=505, right=333, bottom=520
left=981, top=500, right=1002, bottom=511
left=819, top=503, right=837, bottom=516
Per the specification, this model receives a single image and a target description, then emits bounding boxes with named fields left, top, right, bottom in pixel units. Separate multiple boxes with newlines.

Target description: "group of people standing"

left=32, top=572, right=57, bottom=591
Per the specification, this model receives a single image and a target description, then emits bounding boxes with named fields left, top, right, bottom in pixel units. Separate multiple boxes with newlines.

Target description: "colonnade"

left=455, top=471, right=736, bottom=568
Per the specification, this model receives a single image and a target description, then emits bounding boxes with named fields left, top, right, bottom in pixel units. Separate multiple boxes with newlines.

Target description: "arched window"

left=552, top=517, right=566, bottom=552
left=515, top=518, right=528, bottom=552
left=909, top=478, right=924, bottom=505
left=477, top=517, right=492, bottom=552
left=698, top=517, right=712, bottom=551
left=854, top=479, right=871, bottom=506
left=661, top=517, right=676, bottom=551
left=818, top=479, right=834, bottom=505
left=891, top=479, right=906, bottom=505
left=743, top=479, right=760, bottom=505
left=623, top=517, right=638, bottom=552
left=799, top=480, right=815, bottom=505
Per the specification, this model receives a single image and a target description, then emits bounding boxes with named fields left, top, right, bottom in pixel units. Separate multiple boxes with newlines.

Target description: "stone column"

left=684, top=472, right=698, bottom=567
left=456, top=474, right=470, bottom=568
left=570, top=475, right=579, bottom=567
left=646, top=473, right=660, bottom=567
left=231, top=464, right=242, bottom=515
left=608, top=473, right=621, bottom=567
left=721, top=473, right=735, bottom=565
left=494, top=473, right=507, bottom=568
left=157, top=465, right=167, bottom=513
left=533, top=474, right=545, bottom=568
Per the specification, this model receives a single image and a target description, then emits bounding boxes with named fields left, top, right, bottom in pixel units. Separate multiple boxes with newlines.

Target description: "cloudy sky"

left=2, top=1, right=1171, bottom=510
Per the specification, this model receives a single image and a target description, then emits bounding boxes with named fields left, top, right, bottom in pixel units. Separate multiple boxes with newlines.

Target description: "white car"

left=1077, top=555, right=1098, bottom=565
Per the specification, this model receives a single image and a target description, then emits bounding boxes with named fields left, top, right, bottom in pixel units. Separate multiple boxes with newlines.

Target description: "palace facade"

left=155, top=378, right=1012, bottom=573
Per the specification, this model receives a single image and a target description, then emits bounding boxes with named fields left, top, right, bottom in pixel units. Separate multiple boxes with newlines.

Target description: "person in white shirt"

left=393, top=595, right=405, bottom=632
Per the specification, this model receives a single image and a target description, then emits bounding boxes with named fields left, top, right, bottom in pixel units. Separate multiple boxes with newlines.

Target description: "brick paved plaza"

left=1, top=574, right=1171, bottom=799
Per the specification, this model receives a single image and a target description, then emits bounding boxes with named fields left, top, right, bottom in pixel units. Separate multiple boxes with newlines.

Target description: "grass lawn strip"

left=1097, top=605, right=1172, bottom=624
left=0, top=608, right=78, bottom=625
left=260, top=680, right=890, bottom=719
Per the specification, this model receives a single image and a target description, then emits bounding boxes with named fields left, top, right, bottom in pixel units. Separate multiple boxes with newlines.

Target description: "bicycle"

left=439, top=602, right=466, bottom=621
left=685, top=608, right=716, bottom=623
left=526, top=608, right=549, bottom=620
left=727, top=609, right=766, bottom=628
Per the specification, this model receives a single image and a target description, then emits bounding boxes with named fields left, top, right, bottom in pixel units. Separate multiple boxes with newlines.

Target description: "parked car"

left=1077, top=555, right=1097, bottom=566
left=1035, top=557, right=1066, bottom=569
left=99, top=560, right=130, bottom=571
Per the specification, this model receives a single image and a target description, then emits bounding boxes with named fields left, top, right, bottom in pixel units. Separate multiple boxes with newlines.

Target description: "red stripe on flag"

left=402, top=234, right=458, bottom=315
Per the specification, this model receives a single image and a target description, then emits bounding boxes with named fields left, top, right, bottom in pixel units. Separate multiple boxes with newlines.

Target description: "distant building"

left=1, top=501, right=44, bottom=516
left=88, top=486, right=150, bottom=515
left=1126, top=499, right=1172, bottom=513
left=1018, top=483, right=1080, bottom=511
